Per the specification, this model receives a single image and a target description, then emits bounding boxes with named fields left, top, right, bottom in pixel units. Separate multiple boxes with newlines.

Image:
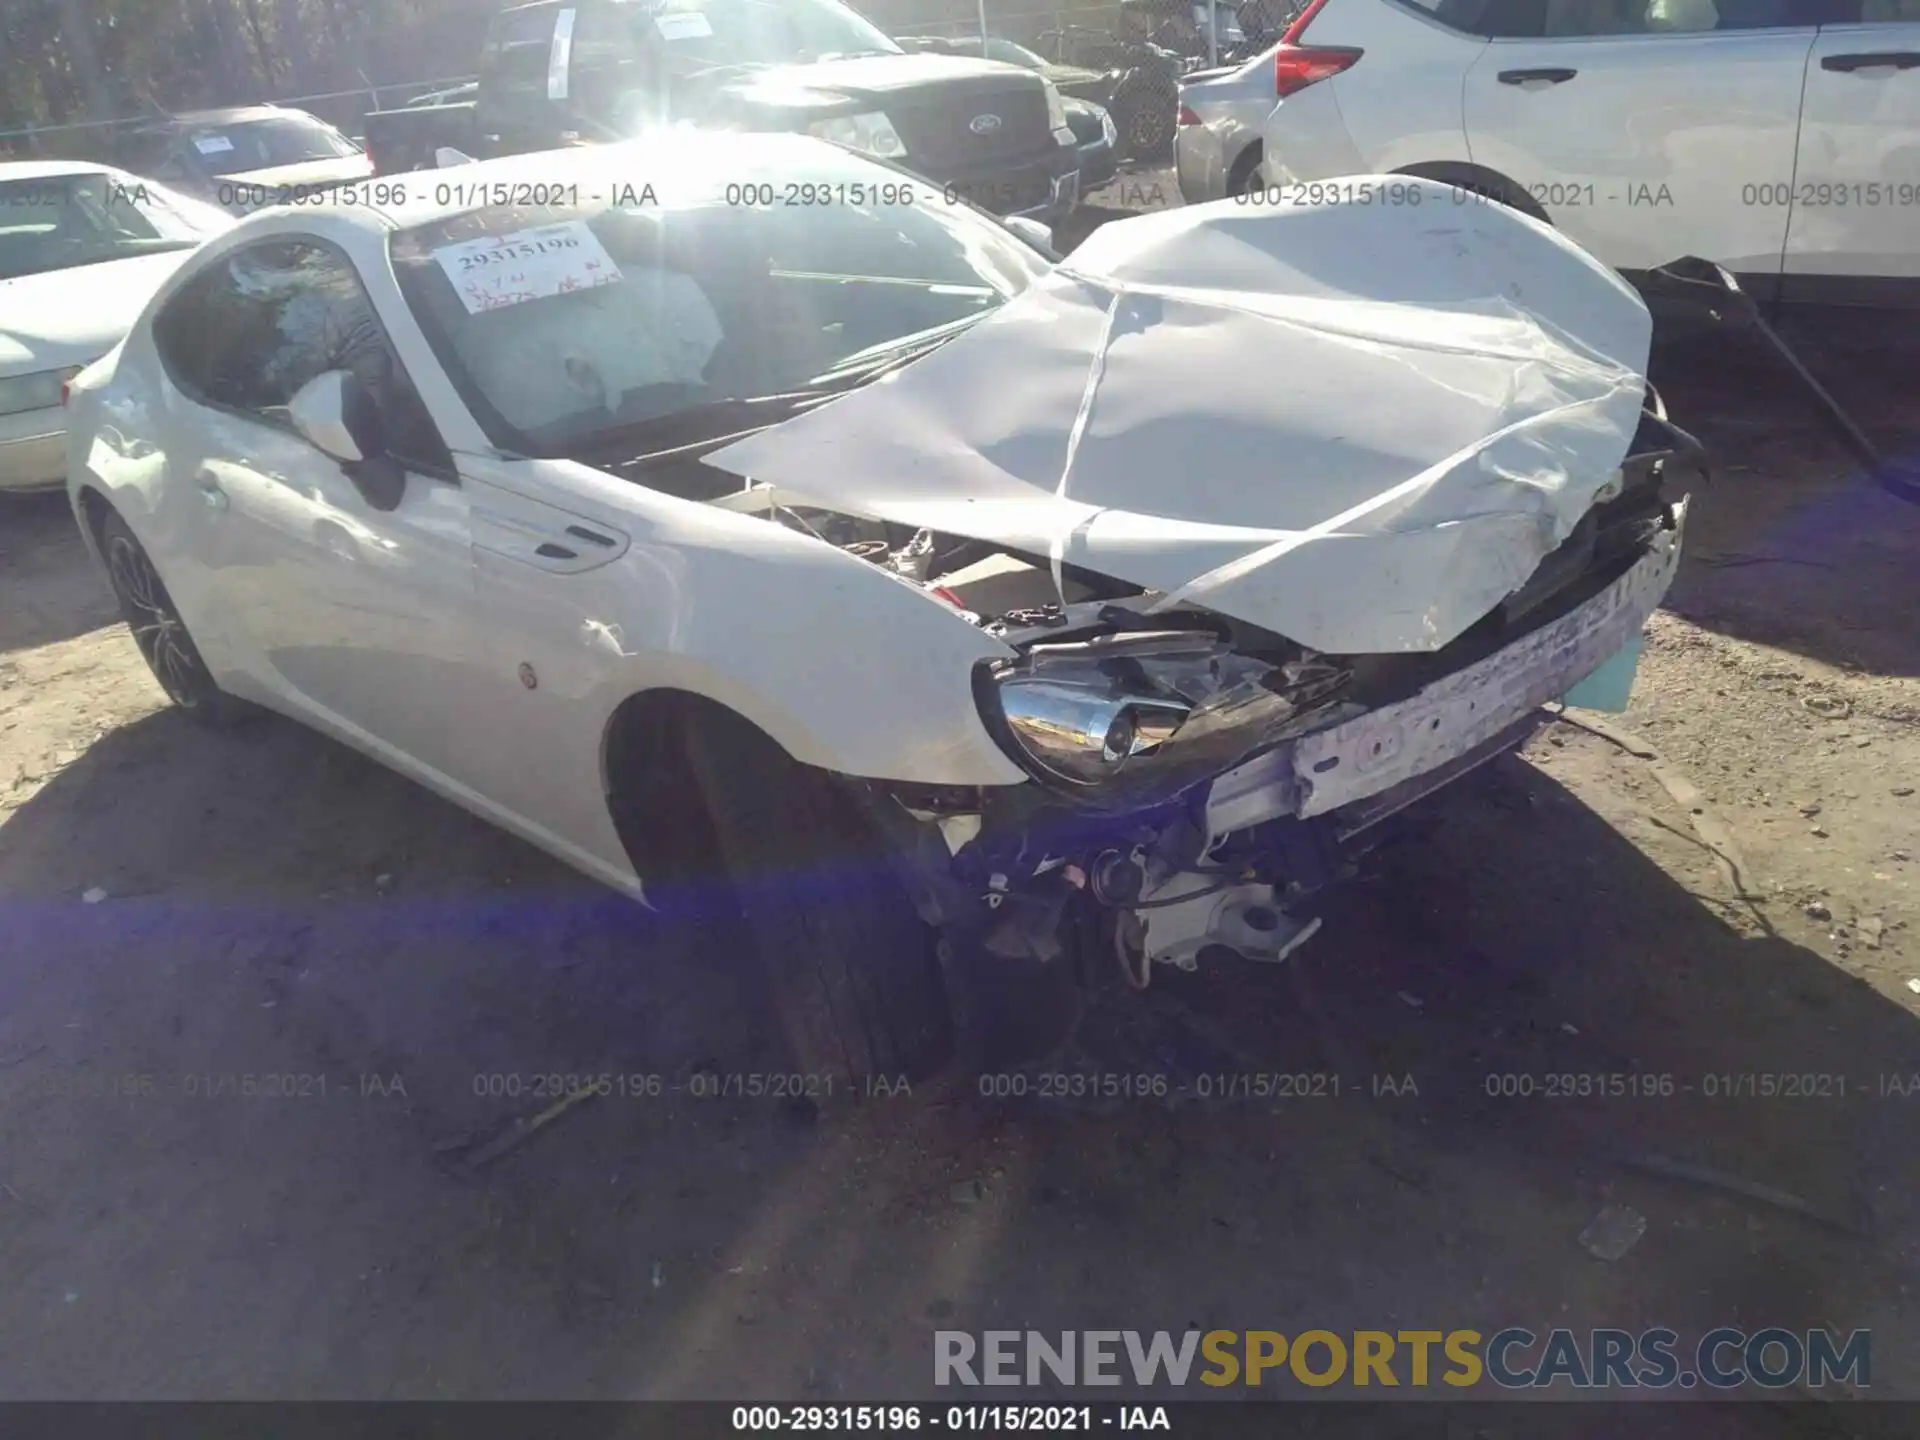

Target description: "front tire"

left=99, top=511, right=251, bottom=728
left=681, top=712, right=954, bottom=1087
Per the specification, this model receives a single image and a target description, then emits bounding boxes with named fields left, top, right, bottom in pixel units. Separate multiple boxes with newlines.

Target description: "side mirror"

left=1003, top=215, right=1057, bottom=255
left=288, top=369, right=407, bottom=511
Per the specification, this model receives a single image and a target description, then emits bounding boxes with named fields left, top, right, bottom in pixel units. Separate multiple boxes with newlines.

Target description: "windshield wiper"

left=805, top=315, right=982, bottom=386
left=582, top=321, right=978, bottom=470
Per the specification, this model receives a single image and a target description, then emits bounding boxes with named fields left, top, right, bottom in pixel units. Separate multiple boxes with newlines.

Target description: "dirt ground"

left=2, top=180, right=1918, bottom=1421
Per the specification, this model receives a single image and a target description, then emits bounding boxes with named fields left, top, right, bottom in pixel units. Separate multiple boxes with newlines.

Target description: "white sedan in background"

left=1175, top=53, right=1284, bottom=202
left=1, top=162, right=229, bottom=493
left=66, top=135, right=1696, bottom=1084
left=1257, top=0, right=1920, bottom=303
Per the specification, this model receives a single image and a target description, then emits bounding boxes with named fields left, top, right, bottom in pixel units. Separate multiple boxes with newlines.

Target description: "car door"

left=1781, top=0, right=1920, bottom=300
left=1460, top=0, right=1823, bottom=284
left=148, top=235, right=494, bottom=795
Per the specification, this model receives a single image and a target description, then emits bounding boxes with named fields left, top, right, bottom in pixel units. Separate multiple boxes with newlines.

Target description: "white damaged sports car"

left=65, top=134, right=1702, bottom=1081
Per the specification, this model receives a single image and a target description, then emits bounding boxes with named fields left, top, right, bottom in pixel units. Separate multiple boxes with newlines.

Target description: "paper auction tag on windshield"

left=433, top=220, right=623, bottom=314
left=655, top=10, right=713, bottom=37
left=191, top=134, right=235, bottom=155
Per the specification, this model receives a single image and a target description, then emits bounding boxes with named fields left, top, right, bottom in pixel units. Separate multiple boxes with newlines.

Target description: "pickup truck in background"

left=362, top=0, right=1084, bottom=221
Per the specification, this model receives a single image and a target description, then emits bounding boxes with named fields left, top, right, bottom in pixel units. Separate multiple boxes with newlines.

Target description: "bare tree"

left=275, top=0, right=313, bottom=92
left=52, top=0, right=117, bottom=119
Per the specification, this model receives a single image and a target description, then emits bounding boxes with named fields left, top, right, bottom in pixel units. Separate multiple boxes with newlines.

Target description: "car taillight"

left=1274, top=0, right=1362, bottom=98
left=1177, top=104, right=1202, bottom=126
left=1274, top=45, right=1362, bottom=97
left=61, top=379, right=72, bottom=406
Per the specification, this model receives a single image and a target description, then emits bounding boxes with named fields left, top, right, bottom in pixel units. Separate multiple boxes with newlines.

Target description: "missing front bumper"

left=1126, top=509, right=1685, bottom=971
left=1204, top=500, right=1686, bottom=842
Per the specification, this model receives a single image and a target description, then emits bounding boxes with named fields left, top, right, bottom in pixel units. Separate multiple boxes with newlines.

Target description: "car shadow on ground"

left=0, top=492, right=118, bottom=654
left=1650, top=319, right=1920, bottom=680
left=3, top=700, right=1913, bottom=1404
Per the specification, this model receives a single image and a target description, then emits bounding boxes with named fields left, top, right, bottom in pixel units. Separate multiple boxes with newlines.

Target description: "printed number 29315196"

left=431, top=220, right=624, bottom=315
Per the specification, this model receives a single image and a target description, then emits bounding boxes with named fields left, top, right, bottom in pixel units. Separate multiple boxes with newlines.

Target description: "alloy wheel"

left=106, top=533, right=207, bottom=708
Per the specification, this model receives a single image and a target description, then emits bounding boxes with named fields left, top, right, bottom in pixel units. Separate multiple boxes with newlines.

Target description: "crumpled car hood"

left=703, top=179, right=1653, bottom=655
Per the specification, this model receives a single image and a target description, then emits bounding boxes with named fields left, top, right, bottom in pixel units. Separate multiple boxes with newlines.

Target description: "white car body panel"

left=1174, top=55, right=1281, bottom=202
left=1463, top=30, right=1813, bottom=272
left=708, top=183, right=1651, bottom=655
left=1262, top=0, right=1920, bottom=288
left=1784, top=22, right=1920, bottom=281
left=0, top=250, right=205, bottom=373
left=1303, top=0, right=1488, bottom=173
left=1256, top=80, right=1368, bottom=185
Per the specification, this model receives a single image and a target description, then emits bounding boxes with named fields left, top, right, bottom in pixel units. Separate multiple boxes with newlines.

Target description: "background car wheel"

left=1394, top=165, right=1551, bottom=225
left=1127, top=105, right=1177, bottom=161
left=682, top=710, right=955, bottom=1087
left=98, top=512, right=251, bottom=728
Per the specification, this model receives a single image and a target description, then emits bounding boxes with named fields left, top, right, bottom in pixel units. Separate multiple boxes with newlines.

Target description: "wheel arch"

left=1226, top=140, right=1265, bottom=197
left=598, top=687, right=778, bottom=893
left=76, top=482, right=113, bottom=542
left=1391, top=160, right=1550, bottom=224
left=73, top=483, right=117, bottom=568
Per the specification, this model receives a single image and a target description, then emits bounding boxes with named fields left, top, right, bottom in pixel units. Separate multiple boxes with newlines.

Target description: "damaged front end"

left=850, top=401, right=1702, bottom=983
left=692, top=178, right=1708, bottom=984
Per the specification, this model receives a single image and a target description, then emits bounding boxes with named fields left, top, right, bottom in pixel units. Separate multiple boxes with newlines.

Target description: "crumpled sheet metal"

left=704, top=180, right=1653, bottom=654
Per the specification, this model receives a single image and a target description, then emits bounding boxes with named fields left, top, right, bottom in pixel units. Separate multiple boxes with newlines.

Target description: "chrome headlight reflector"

left=809, top=111, right=908, bottom=158
left=0, top=366, right=80, bottom=417
left=979, top=629, right=1352, bottom=809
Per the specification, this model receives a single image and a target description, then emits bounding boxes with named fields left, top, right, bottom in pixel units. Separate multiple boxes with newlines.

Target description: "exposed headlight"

left=1099, top=106, right=1117, bottom=148
left=977, top=629, right=1353, bottom=810
left=809, top=111, right=907, bottom=159
left=1043, top=81, right=1076, bottom=147
left=0, top=366, right=81, bottom=417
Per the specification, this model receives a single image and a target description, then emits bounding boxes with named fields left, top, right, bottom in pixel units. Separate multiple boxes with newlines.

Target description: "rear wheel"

left=681, top=711, right=954, bottom=1087
left=99, top=511, right=251, bottom=727
left=1112, top=82, right=1177, bottom=163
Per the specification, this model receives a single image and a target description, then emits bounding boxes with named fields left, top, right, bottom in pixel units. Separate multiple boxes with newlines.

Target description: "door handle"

left=1821, top=52, right=1920, bottom=73
left=195, top=474, right=228, bottom=513
left=1498, top=67, right=1578, bottom=86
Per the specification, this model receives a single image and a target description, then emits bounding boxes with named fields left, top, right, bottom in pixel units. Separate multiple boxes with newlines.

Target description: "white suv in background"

left=1257, top=0, right=1920, bottom=304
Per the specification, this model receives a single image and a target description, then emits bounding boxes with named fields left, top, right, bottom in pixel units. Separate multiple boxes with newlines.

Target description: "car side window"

left=1414, top=0, right=1838, bottom=30
left=1539, top=0, right=1833, bottom=31
left=153, top=239, right=453, bottom=475
left=1411, top=0, right=1553, bottom=38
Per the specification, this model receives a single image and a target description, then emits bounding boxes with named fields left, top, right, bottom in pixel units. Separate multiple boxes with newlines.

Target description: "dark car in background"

left=897, top=35, right=1117, bottom=190
left=906, top=29, right=1178, bottom=161
left=114, top=105, right=373, bottom=212
left=898, top=34, right=1116, bottom=106
left=363, top=0, right=1082, bottom=222
left=1059, top=92, right=1117, bottom=191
